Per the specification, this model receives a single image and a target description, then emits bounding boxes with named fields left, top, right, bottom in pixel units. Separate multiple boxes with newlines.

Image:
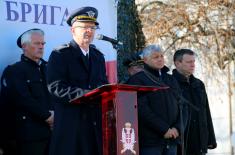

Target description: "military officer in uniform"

left=47, top=6, right=108, bottom=155
left=123, top=52, right=144, bottom=76
left=1, top=28, right=54, bottom=155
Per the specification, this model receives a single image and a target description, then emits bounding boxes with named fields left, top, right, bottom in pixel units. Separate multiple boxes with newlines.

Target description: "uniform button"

left=93, top=122, right=96, bottom=126
left=2, top=79, right=7, bottom=87
left=22, top=116, right=26, bottom=119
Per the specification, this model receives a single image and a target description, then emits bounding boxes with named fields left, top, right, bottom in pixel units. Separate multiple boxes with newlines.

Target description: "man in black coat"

left=173, top=49, right=217, bottom=155
left=47, top=6, right=108, bottom=155
left=0, top=28, right=54, bottom=155
left=127, top=45, right=187, bottom=155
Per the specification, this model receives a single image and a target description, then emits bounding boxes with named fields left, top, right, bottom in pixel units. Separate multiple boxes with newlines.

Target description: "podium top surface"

left=86, top=84, right=166, bottom=95
left=71, top=84, right=168, bottom=104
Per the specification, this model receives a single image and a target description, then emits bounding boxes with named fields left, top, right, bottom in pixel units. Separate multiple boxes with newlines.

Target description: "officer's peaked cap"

left=123, top=52, right=144, bottom=67
left=67, top=6, right=99, bottom=26
left=17, top=28, right=44, bottom=48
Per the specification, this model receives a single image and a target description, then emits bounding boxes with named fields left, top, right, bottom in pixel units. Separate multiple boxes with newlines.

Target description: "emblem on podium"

left=120, top=122, right=136, bottom=154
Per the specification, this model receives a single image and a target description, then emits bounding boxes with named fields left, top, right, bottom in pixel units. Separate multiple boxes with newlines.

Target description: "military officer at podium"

left=47, top=6, right=108, bottom=155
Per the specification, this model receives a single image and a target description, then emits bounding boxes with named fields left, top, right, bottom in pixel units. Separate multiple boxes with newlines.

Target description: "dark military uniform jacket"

left=47, top=40, right=108, bottom=155
left=2, top=55, right=52, bottom=142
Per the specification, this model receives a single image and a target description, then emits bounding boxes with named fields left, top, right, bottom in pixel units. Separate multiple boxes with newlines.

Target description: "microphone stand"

left=111, top=42, right=122, bottom=51
left=111, top=42, right=126, bottom=83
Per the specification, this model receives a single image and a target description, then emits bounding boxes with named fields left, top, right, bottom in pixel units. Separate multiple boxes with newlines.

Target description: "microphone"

left=96, top=34, right=123, bottom=45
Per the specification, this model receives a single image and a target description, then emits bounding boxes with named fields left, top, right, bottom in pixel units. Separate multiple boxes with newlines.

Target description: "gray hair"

left=21, top=29, right=44, bottom=45
left=142, top=44, right=162, bottom=58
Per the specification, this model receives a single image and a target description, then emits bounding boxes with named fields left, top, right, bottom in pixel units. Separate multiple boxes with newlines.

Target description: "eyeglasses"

left=73, top=25, right=99, bottom=31
left=32, top=42, right=46, bottom=46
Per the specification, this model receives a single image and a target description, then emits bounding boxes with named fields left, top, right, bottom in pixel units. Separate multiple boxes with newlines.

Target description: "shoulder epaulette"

left=90, top=44, right=103, bottom=55
left=54, top=43, right=70, bottom=51
left=10, top=61, right=20, bottom=67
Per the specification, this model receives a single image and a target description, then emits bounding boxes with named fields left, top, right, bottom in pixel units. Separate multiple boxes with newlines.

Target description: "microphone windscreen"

left=95, top=34, right=103, bottom=40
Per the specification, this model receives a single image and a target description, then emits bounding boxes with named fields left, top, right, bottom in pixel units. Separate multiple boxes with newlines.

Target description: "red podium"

left=72, top=84, right=167, bottom=155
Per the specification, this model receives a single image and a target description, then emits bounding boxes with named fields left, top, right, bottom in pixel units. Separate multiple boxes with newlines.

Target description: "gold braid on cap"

left=71, top=15, right=96, bottom=24
left=129, top=60, right=144, bottom=67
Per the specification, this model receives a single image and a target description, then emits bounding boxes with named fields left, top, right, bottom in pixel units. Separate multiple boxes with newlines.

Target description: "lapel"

left=89, top=47, right=96, bottom=78
left=81, top=54, right=90, bottom=71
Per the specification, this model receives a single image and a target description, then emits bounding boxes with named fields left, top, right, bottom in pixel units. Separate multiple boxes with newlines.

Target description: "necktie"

left=85, top=53, right=89, bottom=67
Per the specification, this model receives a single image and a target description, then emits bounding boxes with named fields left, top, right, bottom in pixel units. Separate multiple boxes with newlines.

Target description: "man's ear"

left=143, top=57, right=148, bottom=63
left=71, top=27, right=75, bottom=34
left=21, top=43, right=27, bottom=49
left=174, top=61, right=180, bottom=67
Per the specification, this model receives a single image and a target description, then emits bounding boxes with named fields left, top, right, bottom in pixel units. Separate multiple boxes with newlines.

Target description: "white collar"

left=158, top=70, right=161, bottom=76
left=80, top=47, right=89, bottom=56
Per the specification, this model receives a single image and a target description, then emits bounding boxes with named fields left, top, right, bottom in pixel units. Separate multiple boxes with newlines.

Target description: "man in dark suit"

left=127, top=45, right=188, bottom=155
left=173, top=49, right=217, bottom=155
left=0, top=28, right=54, bottom=155
left=47, top=6, right=108, bottom=155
